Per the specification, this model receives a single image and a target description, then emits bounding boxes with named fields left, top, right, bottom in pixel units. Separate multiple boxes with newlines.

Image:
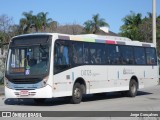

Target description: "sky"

left=0, top=0, right=160, bottom=33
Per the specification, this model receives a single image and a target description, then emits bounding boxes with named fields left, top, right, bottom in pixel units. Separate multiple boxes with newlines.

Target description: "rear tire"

left=128, top=79, right=138, bottom=97
left=71, top=83, right=83, bottom=104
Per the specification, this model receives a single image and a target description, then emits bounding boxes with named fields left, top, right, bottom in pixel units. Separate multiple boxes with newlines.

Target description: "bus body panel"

left=53, top=65, right=108, bottom=97
left=52, top=65, right=159, bottom=97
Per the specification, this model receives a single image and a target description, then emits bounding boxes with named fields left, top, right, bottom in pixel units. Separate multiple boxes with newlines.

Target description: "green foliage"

left=37, top=12, right=53, bottom=32
left=19, top=11, right=56, bottom=33
left=83, top=14, right=109, bottom=34
left=84, top=20, right=93, bottom=33
left=120, top=11, right=142, bottom=40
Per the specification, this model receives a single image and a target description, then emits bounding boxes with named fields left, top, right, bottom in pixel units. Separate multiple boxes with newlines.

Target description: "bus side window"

left=146, top=48, right=157, bottom=65
left=134, top=47, right=146, bottom=65
left=89, top=43, right=105, bottom=64
left=120, top=46, right=134, bottom=65
left=83, top=43, right=89, bottom=64
left=72, top=42, right=83, bottom=64
left=107, top=45, right=121, bottom=65
left=54, top=40, right=70, bottom=74
left=90, top=48, right=96, bottom=64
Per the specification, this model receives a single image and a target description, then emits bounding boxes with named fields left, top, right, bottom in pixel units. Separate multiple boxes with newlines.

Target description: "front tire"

left=71, top=83, right=83, bottom=104
left=128, top=79, right=138, bottom=97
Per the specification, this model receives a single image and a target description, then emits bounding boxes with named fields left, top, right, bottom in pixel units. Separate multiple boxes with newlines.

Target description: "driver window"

left=54, top=44, right=69, bottom=65
left=54, top=40, right=70, bottom=74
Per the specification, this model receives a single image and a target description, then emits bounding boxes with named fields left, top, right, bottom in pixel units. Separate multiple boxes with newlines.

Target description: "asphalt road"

left=0, top=85, right=160, bottom=120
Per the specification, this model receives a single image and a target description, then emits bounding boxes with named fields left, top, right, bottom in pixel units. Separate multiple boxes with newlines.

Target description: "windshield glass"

left=6, top=35, right=52, bottom=77
left=6, top=45, right=50, bottom=76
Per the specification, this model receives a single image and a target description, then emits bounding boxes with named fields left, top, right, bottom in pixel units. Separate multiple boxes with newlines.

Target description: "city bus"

left=4, top=33, right=159, bottom=104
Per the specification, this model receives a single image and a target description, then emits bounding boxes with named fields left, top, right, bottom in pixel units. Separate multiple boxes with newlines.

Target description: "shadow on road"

left=4, top=91, right=152, bottom=106
left=137, top=91, right=152, bottom=96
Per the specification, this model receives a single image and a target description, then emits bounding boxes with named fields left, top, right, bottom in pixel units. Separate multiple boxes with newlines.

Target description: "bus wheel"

left=71, top=83, right=83, bottom=104
left=128, top=79, right=138, bottom=97
left=34, top=98, right=46, bottom=103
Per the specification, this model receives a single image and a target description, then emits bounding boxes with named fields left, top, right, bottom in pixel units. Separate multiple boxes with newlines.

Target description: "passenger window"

left=107, top=45, right=121, bottom=64
left=134, top=47, right=146, bottom=65
left=120, top=46, right=134, bottom=65
left=83, top=43, right=89, bottom=64
left=72, top=42, right=83, bottom=64
left=146, top=48, right=157, bottom=65
left=89, top=44, right=105, bottom=64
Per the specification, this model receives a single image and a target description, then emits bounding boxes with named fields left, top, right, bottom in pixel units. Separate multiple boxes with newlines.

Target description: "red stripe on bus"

left=106, top=40, right=116, bottom=44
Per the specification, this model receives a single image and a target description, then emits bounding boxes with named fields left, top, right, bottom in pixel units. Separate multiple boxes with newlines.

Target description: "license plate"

left=20, top=90, right=29, bottom=96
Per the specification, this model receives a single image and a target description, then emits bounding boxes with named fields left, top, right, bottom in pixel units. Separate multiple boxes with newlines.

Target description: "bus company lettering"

left=81, top=70, right=92, bottom=76
left=81, top=70, right=100, bottom=77
left=123, top=68, right=134, bottom=74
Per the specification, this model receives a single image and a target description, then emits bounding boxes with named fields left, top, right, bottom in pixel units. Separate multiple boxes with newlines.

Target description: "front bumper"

left=5, top=85, right=52, bottom=98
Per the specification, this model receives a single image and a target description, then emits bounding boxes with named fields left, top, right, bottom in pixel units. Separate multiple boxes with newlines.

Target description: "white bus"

left=4, top=33, right=159, bottom=104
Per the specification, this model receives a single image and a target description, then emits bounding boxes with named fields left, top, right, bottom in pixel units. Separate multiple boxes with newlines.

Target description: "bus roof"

left=12, top=33, right=155, bottom=48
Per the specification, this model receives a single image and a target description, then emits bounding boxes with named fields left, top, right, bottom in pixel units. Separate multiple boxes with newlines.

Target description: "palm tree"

left=92, top=14, right=109, bottom=34
left=120, top=11, right=142, bottom=40
left=37, top=12, right=53, bottom=32
left=84, top=14, right=109, bottom=34
left=32, top=15, right=42, bottom=32
left=84, top=20, right=93, bottom=34
left=20, top=11, right=55, bottom=33
left=20, top=11, right=34, bottom=33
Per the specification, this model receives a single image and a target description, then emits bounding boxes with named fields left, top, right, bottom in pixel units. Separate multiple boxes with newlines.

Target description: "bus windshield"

left=6, top=35, right=51, bottom=77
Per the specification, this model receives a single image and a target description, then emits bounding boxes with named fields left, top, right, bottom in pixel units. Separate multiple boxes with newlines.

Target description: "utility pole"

left=152, top=0, right=156, bottom=46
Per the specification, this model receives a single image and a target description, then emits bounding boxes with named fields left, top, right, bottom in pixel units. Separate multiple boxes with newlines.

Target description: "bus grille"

left=10, top=78, right=41, bottom=84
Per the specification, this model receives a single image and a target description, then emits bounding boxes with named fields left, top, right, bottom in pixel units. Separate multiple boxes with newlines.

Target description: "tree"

left=137, top=13, right=153, bottom=42
left=83, top=14, right=109, bottom=34
left=83, top=20, right=93, bottom=34
left=19, top=11, right=56, bottom=33
left=20, top=11, right=34, bottom=33
left=37, top=12, right=53, bottom=32
left=0, top=14, right=13, bottom=82
left=0, top=14, right=14, bottom=56
left=0, top=14, right=13, bottom=42
left=120, top=11, right=142, bottom=40
left=32, top=15, right=42, bottom=32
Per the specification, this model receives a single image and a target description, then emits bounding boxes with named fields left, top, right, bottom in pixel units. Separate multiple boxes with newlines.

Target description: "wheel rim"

left=74, top=88, right=81, bottom=99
